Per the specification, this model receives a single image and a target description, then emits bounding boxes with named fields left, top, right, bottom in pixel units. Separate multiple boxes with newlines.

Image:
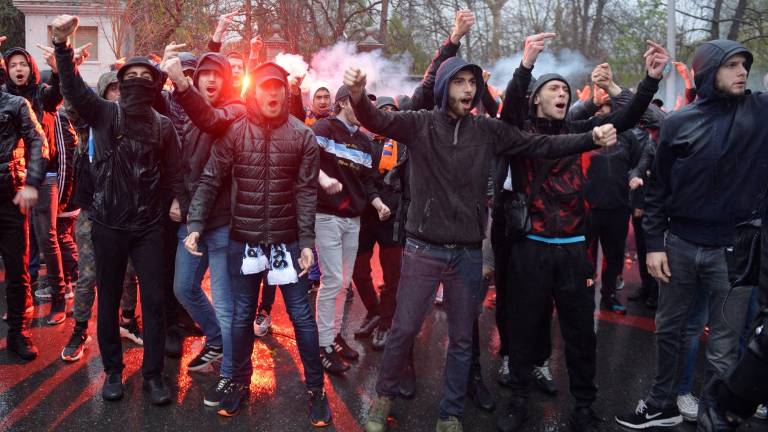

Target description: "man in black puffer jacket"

left=0, top=47, right=47, bottom=361
left=162, top=50, right=245, bottom=406
left=184, top=62, right=331, bottom=426
left=52, top=14, right=188, bottom=406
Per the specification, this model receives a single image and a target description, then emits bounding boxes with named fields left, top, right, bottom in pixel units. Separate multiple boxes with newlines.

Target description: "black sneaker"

left=698, top=379, right=743, bottom=432
left=308, top=388, right=332, bottom=427
left=321, top=345, right=350, bottom=375
left=187, top=344, right=223, bottom=372
left=217, top=382, right=249, bottom=417
left=61, top=326, right=91, bottom=362
left=102, top=372, right=124, bottom=401
left=204, top=377, right=232, bottom=407
left=398, top=361, right=416, bottom=399
left=532, top=360, right=557, bottom=395
left=354, top=313, right=381, bottom=339
left=468, top=372, right=495, bottom=412
left=7, top=332, right=38, bottom=361
left=569, top=407, right=601, bottom=432
left=600, top=295, right=627, bottom=315
left=119, top=317, right=144, bottom=345
left=371, top=325, right=389, bottom=351
left=333, top=334, right=359, bottom=361
left=615, top=400, right=683, bottom=429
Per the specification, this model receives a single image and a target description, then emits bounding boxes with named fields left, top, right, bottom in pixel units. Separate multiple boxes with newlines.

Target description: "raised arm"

left=51, top=16, right=110, bottom=126
left=499, top=33, right=556, bottom=127
left=209, top=11, right=237, bottom=53
left=345, top=67, right=421, bottom=145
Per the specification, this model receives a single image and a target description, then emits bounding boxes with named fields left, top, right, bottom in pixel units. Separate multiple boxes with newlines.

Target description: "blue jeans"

left=173, top=225, right=233, bottom=377
left=227, top=240, right=324, bottom=389
left=376, top=237, right=486, bottom=419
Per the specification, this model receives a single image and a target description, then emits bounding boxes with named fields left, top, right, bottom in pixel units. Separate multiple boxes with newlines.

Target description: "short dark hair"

left=334, top=96, right=351, bottom=115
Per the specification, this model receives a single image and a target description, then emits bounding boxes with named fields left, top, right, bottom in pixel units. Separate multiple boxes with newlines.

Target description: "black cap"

left=179, top=52, right=198, bottom=72
left=335, top=85, right=351, bottom=102
left=117, top=56, right=161, bottom=82
left=376, top=96, right=397, bottom=110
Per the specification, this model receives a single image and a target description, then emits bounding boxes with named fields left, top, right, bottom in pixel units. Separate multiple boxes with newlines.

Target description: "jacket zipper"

left=264, top=125, right=271, bottom=244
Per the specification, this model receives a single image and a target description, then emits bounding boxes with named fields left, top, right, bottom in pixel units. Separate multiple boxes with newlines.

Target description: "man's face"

left=123, top=65, right=154, bottom=81
left=104, top=82, right=120, bottom=101
left=380, top=105, right=395, bottom=113
left=7, top=54, right=31, bottom=86
left=312, top=89, right=331, bottom=112
left=715, top=54, right=748, bottom=97
left=197, top=69, right=224, bottom=104
left=447, top=69, right=476, bottom=118
left=254, top=79, right=285, bottom=119
left=338, top=98, right=359, bottom=126
left=534, top=80, right=570, bottom=120
left=229, top=58, right=244, bottom=87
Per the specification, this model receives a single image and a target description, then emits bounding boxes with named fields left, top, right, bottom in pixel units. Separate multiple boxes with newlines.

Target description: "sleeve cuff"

left=645, top=234, right=666, bottom=252
left=187, top=221, right=204, bottom=235
left=299, top=238, right=315, bottom=251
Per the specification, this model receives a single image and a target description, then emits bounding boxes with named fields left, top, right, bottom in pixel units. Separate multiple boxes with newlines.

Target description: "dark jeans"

left=257, top=283, right=277, bottom=315
left=56, top=215, right=78, bottom=286
left=490, top=216, right=510, bottom=357
left=92, top=223, right=167, bottom=378
left=32, top=176, right=66, bottom=309
left=633, top=213, right=658, bottom=297
left=352, top=215, right=402, bottom=326
left=376, top=237, right=486, bottom=419
left=0, top=196, right=32, bottom=334
left=506, top=239, right=597, bottom=408
left=586, top=208, right=630, bottom=298
left=227, top=240, right=324, bottom=390
left=648, top=232, right=750, bottom=409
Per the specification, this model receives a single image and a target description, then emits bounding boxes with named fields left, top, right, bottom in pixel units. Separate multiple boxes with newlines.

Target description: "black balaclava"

left=117, top=56, right=160, bottom=120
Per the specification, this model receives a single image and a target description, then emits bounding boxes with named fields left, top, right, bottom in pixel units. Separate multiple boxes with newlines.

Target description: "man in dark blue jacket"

left=616, top=40, right=768, bottom=429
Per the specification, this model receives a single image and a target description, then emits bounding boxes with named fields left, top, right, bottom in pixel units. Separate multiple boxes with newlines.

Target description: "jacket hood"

left=3, top=47, right=40, bottom=93
left=193, top=53, right=234, bottom=103
left=245, top=62, right=290, bottom=127
left=97, top=71, right=119, bottom=99
left=692, top=39, right=753, bottom=101
left=434, top=57, right=484, bottom=112
left=179, top=52, right=198, bottom=72
left=528, top=73, right=571, bottom=117
left=310, top=81, right=331, bottom=100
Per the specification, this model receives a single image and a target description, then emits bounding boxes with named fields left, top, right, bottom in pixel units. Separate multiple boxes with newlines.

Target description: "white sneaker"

left=755, top=404, right=767, bottom=420
left=677, top=393, right=699, bottom=422
left=254, top=313, right=272, bottom=337
left=434, top=286, right=444, bottom=306
left=498, top=355, right=509, bottom=377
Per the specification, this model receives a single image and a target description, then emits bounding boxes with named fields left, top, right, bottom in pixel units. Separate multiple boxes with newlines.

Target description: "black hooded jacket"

left=643, top=40, right=768, bottom=252
left=495, top=64, right=659, bottom=237
left=187, top=63, right=320, bottom=250
left=173, top=53, right=245, bottom=230
left=54, top=41, right=189, bottom=231
left=0, top=57, right=47, bottom=196
left=3, top=47, right=64, bottom=174
left=351, top=57, right=601, bottom=246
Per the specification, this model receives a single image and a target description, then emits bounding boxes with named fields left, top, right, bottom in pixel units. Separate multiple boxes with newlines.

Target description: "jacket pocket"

left=417, top=197, right=433, bottom=234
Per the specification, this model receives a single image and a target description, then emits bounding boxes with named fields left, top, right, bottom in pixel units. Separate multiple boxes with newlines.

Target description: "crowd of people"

left=0, top=8, right=767, bottom=432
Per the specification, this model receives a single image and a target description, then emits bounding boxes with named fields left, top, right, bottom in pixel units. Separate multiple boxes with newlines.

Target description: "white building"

left=12, top=0, right=124, bottom=87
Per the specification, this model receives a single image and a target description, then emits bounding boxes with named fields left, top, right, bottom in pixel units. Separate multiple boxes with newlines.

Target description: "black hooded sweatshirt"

left=643, top=40, right=768, bottom=252
left=173, top=52, right=246, bottom=229
left=351, top=56, right=601, bottom=246
left=3, top=47, right=64, bottom=174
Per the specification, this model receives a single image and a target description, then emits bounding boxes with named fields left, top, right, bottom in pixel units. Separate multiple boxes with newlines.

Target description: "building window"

left=48, top=25, right=99, bottom=61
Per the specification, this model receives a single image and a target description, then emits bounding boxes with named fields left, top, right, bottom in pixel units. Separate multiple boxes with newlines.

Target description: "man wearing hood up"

left=494, top=35, right=666, bottom=432
left=3, top=43, right=70, bottom=325
left=184, top=61, right=331, bottom=426
left=0, top=41, right=47, bottom=361
left=344, top=54, right=619, bottom=431
left=52, top=14, right=189, bottom=406
left=616, top=40, right=768, bottom=429
left=162, top=50, right=245, bottom=407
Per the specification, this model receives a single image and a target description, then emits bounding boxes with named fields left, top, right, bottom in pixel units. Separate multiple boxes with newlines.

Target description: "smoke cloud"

left=274, top=42, right=419, bottom=101
left=484, top=49, right=593, bottom=90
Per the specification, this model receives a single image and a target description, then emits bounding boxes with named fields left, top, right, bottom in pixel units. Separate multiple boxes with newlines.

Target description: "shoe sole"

left=680, top=411, right=698, bottom=422
left=254, top=328, right=270, bottom=338
left=119, top=327, right=144, bottom=345
left=310, top=417, right=333, bottom=428
left=61, top=336, right=92, bottom=362
left=46, top=316, right=66, bottom=326
left=8, top=348, right=38, bottom=361
left=203, top=398, right=221, bottom=407
left=615, top=415, right=683, bottom=429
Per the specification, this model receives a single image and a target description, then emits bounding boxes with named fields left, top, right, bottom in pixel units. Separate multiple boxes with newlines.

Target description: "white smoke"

left=274, top=41, right=419, bottom=101
left=484, top=49, right=593, bottom=90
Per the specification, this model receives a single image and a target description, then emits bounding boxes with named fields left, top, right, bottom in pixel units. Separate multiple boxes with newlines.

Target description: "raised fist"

left=450, top=10, right=476, bottom=44
left=592, top=124, right=617, bottom=147
left=343, top=67, right=367, bottom=100
left=51, top=15, right=79, bottom=43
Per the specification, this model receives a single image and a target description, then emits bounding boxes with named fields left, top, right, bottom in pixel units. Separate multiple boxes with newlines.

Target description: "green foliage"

left=387, top=15, right=430, bottom=75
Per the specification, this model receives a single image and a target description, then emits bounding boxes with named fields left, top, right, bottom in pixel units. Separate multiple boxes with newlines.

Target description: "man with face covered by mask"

left=52, top=14, right=189, bottom=406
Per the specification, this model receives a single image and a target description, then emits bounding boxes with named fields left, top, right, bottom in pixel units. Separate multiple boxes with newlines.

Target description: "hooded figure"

left=644, top=40, right=767, bottom=252
left=97, top=71, right=119, bottom=99
left=54, top=34, right=188, bottom=402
